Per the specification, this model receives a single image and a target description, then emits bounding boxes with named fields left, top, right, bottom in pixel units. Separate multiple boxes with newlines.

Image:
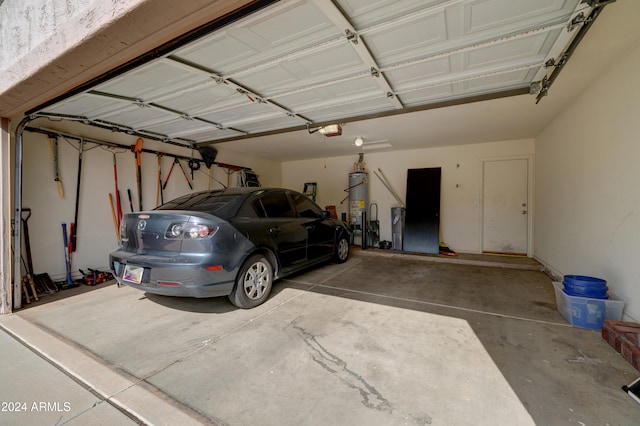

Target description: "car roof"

left=155, top=187, right=307, bottom=218
left=193, top=187, right=299, bottom=197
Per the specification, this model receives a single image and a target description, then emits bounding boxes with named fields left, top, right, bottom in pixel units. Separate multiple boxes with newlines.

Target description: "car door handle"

left=305, top=225, right=315, bottom=231
left=269, top=226, right=282, bottom=234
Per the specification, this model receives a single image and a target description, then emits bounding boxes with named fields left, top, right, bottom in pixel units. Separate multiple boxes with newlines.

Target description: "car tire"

left=333, top=233, right=350, bottom=263
left=229, top=254, right=273, bottom=309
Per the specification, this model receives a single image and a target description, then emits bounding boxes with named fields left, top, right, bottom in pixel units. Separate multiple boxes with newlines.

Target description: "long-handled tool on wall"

left=113, top=152, right=122, bottom=226
left=127, top=188, right=135, bottom=212
left=49, top=136, right=64, bottom=198
left=20, top=208, right=35, bottom=281
left=177, top=157, right=193, bottom=190
left=108, top=193, right=120, bottom=240
left=132, top=138, right=144, bottom=211
left=163, top=156, right=193, bottom=190
left=61, top=223, right=73, bottom=287
left=70, top=139, right=84, bottom=251
left=156, top=154, right=164, bottom=207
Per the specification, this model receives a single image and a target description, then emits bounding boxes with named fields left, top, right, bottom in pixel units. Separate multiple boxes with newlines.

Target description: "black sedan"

left=109, top=187, right=350, bottom=308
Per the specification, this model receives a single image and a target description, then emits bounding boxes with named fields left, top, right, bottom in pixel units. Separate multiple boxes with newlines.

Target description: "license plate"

left=123, top=264, right=144, bottom=284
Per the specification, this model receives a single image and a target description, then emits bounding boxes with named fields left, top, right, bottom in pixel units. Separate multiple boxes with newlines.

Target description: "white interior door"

left=482, top=159, right=529, bottom=255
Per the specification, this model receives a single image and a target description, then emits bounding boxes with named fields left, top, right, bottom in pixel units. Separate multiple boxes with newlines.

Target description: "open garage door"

left=26, top=0, right=609, bottom=151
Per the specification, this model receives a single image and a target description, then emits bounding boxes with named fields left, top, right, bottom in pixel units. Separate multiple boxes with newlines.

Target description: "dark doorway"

left=403, top=168, right=441, bottom=254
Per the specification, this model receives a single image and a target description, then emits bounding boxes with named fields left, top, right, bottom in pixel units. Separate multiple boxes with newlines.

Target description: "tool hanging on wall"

left=108, top=193, right=119, bottom=240
left=163, top=156, right=193, bottom=190
left=61, top=223, right=73, bottom=287
left=20, top=208, right=36, bottom=282
left=127, top=188, right=135, bottom=212
left=113, top=152, right=122, bottom=226
left=70, top=139, right=84, bottom=252
left=156, top=154, right=164, bottom=207
left=49, top=136, right=64, bottom=197
left=178, top=157, right=194, bottom=190
left=188, top=158, right=200, bottom=181
left=132, top=138, right=144, bottom=211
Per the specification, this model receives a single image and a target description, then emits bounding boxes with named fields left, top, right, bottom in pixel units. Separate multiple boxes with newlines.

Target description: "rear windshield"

left=156, top=192, right=244, bottom=218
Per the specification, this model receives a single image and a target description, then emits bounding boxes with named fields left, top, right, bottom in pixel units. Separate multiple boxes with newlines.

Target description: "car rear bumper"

left=110, top=252, right=237, bottom=298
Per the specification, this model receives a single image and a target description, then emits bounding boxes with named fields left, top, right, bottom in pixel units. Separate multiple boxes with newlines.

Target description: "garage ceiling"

left=30, top=0, right=609, bottom=160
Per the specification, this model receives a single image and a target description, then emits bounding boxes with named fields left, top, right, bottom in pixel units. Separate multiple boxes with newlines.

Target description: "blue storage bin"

left=553, top=282, right=624, bottom=330
left=563, top=275, right=608, bottom=299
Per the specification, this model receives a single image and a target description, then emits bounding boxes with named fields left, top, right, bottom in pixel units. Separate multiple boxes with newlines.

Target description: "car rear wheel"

left=333, top=233, right=350, bottom=263
left=229, top=255, right=273, bottom=309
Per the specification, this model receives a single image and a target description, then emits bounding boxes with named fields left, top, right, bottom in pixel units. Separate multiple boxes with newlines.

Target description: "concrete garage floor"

left=2, top=250, right=639, bottom=425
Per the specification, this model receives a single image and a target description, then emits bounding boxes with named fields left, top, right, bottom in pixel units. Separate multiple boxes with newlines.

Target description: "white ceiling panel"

left=33, top=0, right=607, bottom=151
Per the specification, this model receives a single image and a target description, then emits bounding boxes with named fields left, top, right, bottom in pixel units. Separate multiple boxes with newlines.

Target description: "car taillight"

left=165, top=223, right=218, bottom=239
left=119, top=220, right=128, bottom=242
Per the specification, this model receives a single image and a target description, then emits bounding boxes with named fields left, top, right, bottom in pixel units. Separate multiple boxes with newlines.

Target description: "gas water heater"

left=349, top=171, right=368, bottom=230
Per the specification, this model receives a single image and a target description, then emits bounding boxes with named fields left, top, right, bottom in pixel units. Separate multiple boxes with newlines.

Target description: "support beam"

left=1, top=117, right=11, bottom=314
left=311, top=0, right=403, bottom=109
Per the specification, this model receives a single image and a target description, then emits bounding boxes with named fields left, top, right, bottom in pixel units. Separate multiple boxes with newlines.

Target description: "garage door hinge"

left=345, top=29, right=358, bottom=44
left=531, top=76, right=550, bottom=102
left=370, top=67, right=380, bottom=78
left=567, top=12, right=588, bottom=32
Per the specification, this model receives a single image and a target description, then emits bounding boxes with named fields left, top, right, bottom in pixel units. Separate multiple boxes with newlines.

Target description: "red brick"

left=603, top=320, right=640, bottom=371
left=619, top=336, right=640, bottom=372
left=604, top=319, right=640, bottom=330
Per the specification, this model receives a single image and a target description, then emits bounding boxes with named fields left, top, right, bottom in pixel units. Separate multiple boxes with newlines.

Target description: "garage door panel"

left=176, top=31, right=259, bottom=73
left=302, top=96, right=396, bottom=123
left=94, top=61, right=208, bottom=101
left=231, top=114, right=308, bottom=135
left=365, top=12, right=446, bottom=67
left=197, top=102, right=275, bottom=127
left=464, top=0, right=578, bottom=34
left=159, top=84, right=242, bottom=115
left=384, top=57, right=451, bottom=89
left=41, top=93, right=126, bottom=119
left=30, top=0, right=597, bottom=145
left=172, top=127, right=242, bottom=142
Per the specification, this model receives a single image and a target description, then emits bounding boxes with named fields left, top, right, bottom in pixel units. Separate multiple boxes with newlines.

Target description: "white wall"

left=283, top=139, right=534, bottom=253
left=20, top=120, right=281, bottom=281
left=535, top=41, right=640, bottom=322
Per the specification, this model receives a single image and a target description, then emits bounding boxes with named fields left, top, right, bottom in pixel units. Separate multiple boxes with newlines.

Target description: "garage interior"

left=2, top=0, right=640, bottom=424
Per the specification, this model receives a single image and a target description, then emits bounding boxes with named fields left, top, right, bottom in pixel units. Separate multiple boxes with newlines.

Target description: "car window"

left=259, top=192, right=296, bottom=218
left=156, top=192, right=242, bottom=218
left=251, top=199, right=267, bottom=218
left=290, top=192, right=322, bottom=218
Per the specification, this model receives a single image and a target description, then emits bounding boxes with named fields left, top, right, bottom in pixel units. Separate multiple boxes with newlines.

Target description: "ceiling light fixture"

left=354, top=137, right=364, bottom=147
